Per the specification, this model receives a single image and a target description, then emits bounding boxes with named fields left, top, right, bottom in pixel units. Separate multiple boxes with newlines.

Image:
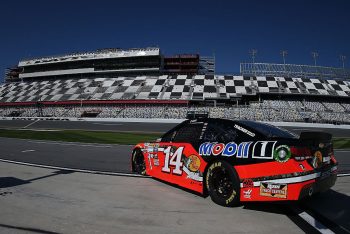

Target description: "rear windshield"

left=238, top=120, right=297, bottom=139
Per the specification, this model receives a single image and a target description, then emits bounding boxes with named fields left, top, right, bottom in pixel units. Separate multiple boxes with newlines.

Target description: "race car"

left=131, top=118, right=338, bottom=207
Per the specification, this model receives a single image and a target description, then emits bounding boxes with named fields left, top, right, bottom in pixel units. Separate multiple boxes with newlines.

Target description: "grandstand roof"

left=18, top=47, right=160, bottom=67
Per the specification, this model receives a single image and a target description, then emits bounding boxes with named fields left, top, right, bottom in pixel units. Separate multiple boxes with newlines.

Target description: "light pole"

left=311, top=51, right=319, bottom=66
left=249, top=49, right=258, bottom=75
left=249, top=49, right=258, bottom=64
left=280, top=50, right=288, bottom=76
left=280, top=50, right=288, bottom=65
left=340, top=55, right=347, bottom=69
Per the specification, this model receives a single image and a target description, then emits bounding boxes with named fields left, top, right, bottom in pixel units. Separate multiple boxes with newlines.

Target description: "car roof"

left=187, top=118, right=297, bottom=139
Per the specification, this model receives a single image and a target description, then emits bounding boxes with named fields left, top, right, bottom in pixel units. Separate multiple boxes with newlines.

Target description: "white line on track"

left=337, top=173, right=350, bottom=177
left=92, top=123, right=124, bottom=126
left=0, top=158, right=149, bottom=178
left=25, top=129, right=61, bottom=132
left=297, top=211, right=335, bottom=234
left=21, top=149, right=36, bottom=153
left=27, top=140, right=114, bottom=148
left=22, top=119, right=40, bottom=129
left=334, top=150, right=350, bottom=152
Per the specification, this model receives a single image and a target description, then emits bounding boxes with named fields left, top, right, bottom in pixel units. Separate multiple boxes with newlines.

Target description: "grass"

left=0, top=129, right=161, bottom=145
left=332, top=138, right=350, bottom=149
left=0, top=128, right=349, bottom=149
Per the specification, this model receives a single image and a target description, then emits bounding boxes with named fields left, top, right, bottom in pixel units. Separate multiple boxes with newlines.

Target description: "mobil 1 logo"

left=252, top=141, right=277, bottom=160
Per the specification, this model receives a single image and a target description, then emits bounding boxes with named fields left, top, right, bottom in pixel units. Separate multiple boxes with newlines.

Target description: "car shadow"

left=242, top=189, right=350, bottom=234
left=300, top=189, right=350, bottom=233
left=0, top=170, right=74, bottom=190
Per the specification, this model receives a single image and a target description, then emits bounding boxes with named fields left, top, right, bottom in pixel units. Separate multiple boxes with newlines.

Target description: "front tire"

left=132, top=148, right=146, bottom=175
left=205, top=160, right=240, bottom=207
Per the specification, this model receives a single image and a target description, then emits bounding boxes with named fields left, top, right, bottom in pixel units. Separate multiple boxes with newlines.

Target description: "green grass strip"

left=0, top=129, right=160, bottom=145
left=0, top=129, right=349, bottom=149
left=332, top=138, right=350, bottom=149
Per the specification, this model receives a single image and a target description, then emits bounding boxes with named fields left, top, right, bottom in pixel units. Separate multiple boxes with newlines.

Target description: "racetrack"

left=1, top=152, right=349, bottom=234
left=0, top=119, right=177, bottom=134
left=0, top=137, right=349, bottom=174
left=0, top=119, right=349, bottom=233
left=1, top=119, right=350, bottom=137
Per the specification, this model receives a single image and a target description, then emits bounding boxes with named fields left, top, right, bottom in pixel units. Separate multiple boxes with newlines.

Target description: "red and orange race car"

left=131, top=118, right=338, bottom=206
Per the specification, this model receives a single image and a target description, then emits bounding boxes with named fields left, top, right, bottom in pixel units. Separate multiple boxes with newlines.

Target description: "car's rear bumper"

left=239, top=164, right=338, bottom=202
left=298, top=172, right=337, bottom=199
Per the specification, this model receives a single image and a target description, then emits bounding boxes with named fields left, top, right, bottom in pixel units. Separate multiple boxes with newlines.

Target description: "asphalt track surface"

left=0, top=119, right=349, bottom=173
left=0, top=137, right=349, bottom=175
left=1, top=119, right=350, bottom=137
left=1, top=162, right=348, bottom=234
left=0, top=119, right=349, bottom=233
left=0, top=119, right=177, bottom=133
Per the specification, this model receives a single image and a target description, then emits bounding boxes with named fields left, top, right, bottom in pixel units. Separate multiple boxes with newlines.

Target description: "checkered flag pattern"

left=0, top=75, right=349, bottom=102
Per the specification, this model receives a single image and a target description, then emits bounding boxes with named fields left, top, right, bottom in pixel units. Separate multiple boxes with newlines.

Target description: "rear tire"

left=132, top=148, right=146, bottom=175
left=205, top=160, right=240, bottom=207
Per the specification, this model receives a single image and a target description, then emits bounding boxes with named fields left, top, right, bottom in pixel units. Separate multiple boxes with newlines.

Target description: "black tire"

left=205, top=160, right=240, bottom=207
left=131, top=148, right=147, bottom=175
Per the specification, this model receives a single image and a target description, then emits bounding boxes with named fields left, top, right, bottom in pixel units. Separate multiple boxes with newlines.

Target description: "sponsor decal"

left=295, top=156, right=312, bottom=161
left=212, top=143, right=225, bottom=156
left=260, top=183, right=287, bottom=199
left=331, top=166, right=337, bottom=174
left=183, top=166, right=203, bottom=182
left=199, top=122, right=208, bottom=140
left=186, top=155, right=201, bottom=172
left=314, top=151, right=322, bottom=160
left=252, top=141, right=277, bottom=160
left=153, top=153, right=160, bottom=166
left=199, top=141, right=277, bottom=160
left=242, top=179, right=254, bottom=188
left=160, top=145, right=203, bottom=181
left=145, top=143, right=159, bottom=154
left=323, top=156, right=330, bottom=163
left=236, top=142, right=251, bottom=158
left=234, top=124, right=256, bottom=137
left=243, top=189, right=252, bottom=199
left=145, top=143, right=160, bottom=167
left=312, top=151, right=323, bottom=168
left=273, top=145, right=291, bottom=163
left=199, top=142, right=252, bottom=158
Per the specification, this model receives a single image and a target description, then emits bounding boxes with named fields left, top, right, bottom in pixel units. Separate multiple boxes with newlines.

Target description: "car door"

left=147, top=120, right=208, bottom=193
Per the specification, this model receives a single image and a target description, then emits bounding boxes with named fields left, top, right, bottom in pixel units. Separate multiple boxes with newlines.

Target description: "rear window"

left=238, top=120, right=297, bottom=139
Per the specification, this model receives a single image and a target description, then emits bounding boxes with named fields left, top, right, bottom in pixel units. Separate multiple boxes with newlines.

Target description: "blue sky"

left=0, top=0, right=349, bottom=81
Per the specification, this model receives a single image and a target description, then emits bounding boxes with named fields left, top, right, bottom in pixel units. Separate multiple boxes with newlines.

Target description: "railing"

left=240, top=63, right=350, bottom=80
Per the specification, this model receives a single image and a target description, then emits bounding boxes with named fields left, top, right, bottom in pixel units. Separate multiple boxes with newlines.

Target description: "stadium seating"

left=1, top=74, right=350, bottom=124
left=1, top=103, right=350, bottom=124
left=1, top=75, right=349, bottom=103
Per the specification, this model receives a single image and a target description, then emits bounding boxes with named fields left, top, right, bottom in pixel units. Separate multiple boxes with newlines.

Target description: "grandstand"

left=1, top=47, right=349, bottom=124
left=5, top=47, right=214, bottom=82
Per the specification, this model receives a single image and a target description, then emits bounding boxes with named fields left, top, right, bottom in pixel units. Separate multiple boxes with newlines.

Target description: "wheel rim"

left=210, top=167, right=234, bottom=198
left=133, top=150, right=146, bottom=174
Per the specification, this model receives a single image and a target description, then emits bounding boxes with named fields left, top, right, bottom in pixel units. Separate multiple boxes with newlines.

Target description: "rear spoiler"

left=299, top=132, right=332, bottom=143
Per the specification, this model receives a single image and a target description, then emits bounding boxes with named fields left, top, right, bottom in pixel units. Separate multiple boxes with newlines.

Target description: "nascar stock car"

left=131, top=118, right=338, bottom=207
